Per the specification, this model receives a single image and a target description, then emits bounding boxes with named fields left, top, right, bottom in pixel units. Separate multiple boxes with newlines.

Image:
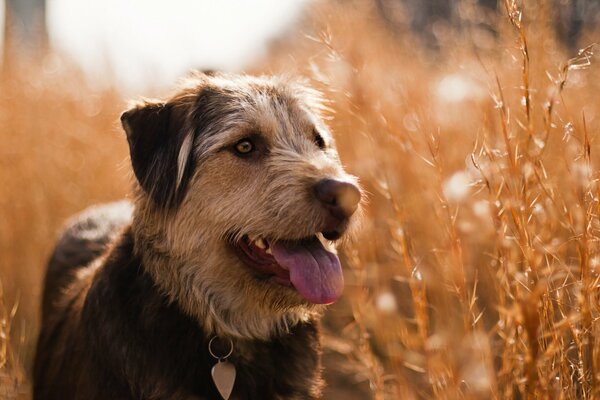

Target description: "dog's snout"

left=314, top=179, right=361, bottom=219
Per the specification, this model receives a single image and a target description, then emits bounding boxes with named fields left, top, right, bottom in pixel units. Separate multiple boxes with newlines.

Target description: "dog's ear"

left=120, top=100, right=195, bottom=209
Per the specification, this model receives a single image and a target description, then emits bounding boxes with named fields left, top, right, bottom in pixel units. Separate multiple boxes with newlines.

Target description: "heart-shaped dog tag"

left=211, top=360, right=236, bottom=400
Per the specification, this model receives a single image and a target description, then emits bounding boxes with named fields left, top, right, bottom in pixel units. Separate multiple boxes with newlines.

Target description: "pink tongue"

left=270, top=237, right=343, bottom=304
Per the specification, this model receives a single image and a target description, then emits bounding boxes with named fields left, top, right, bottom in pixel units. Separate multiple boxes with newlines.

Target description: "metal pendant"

left=208, top=336, right=236, bottom=400
left=211, top=360, right=236, bottom=400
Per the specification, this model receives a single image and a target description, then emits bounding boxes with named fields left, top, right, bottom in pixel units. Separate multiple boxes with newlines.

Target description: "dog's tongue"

left=271, top=237, right=343, bottom=305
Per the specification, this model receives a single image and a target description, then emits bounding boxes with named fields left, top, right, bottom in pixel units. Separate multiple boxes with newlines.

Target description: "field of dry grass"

left=2, top=0, right=600, bottom=398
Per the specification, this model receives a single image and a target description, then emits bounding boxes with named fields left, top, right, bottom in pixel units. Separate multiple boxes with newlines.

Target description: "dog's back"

left=40, top=201, right=132, bottom=320
left=34, top=201, right=132, bottom=398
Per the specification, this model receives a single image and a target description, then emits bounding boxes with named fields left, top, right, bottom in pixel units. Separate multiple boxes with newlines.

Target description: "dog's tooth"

left=265, top=247, right=273, bottom=255
left=255, top=238, right=266, bottom=249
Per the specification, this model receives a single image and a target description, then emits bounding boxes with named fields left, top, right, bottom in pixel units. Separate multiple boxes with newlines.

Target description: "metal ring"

left=208, top=336, right=234, bottom=361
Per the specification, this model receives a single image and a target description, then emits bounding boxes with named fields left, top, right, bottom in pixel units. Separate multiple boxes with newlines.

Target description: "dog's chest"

left=220, top=332, right=321, bottom=399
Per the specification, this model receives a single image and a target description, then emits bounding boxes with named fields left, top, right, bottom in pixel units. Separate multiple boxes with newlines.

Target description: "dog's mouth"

left=233, top=234, right=343, bottom=305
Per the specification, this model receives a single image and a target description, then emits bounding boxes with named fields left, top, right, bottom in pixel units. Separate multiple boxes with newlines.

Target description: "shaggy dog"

left=33, top=72, right=362, bottom=400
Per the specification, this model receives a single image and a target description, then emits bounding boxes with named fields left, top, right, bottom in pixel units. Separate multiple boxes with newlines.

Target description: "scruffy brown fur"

left=34, top=72, right=362, bottom=400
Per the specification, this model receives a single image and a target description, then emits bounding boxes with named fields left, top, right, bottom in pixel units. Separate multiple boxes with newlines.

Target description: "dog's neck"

left=129, top=211, right=321, bottom=341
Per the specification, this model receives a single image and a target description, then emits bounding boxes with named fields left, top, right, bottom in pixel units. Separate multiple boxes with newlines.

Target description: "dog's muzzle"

left=231, top=179, right=361, bottom=305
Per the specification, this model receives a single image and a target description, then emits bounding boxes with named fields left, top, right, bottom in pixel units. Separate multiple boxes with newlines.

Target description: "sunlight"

left=0, top=0, right=4, bottom=63
left=46, top=0, right=309, bottom=89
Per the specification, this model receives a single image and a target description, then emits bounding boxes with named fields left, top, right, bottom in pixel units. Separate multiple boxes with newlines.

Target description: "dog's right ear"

left=120, top=100, right=195, bottom=209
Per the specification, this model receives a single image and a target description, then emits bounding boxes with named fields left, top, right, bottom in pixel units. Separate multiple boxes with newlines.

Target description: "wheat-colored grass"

left=1, top=0, right=600, bottom=399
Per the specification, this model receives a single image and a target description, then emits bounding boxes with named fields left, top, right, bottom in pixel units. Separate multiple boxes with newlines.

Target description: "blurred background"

left=1, top=0, right=600, bottom=398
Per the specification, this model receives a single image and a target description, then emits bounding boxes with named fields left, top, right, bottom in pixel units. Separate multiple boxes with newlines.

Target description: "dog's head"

left=121, top=72, right=362, bottom=339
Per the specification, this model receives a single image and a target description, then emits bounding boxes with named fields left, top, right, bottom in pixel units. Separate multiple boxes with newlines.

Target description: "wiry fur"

left=34, top=72, right=362, bottom=400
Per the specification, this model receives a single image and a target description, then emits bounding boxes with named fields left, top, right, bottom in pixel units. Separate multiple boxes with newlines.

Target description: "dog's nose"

left=314, top=179, right=361, bottom=219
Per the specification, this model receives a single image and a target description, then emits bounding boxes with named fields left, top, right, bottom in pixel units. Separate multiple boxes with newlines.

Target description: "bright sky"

left=45, top=0, right=309, bottom=89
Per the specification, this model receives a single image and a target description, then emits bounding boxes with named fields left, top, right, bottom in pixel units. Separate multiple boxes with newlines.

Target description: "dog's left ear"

left=121, top=100, right=195, bottom=209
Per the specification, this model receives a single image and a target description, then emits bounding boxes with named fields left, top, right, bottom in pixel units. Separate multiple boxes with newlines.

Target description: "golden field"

left=2, top=1, right=600, bottom=398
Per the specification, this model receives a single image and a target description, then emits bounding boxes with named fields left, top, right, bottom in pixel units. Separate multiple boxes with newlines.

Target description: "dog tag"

left=211, top=360, right=236, bottom=400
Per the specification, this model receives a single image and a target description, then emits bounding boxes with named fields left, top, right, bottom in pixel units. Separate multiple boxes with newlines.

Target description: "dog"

left=33, top=72, right=362, bottom=400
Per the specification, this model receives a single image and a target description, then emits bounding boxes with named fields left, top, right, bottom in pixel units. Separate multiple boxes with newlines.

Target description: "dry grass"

left=2, top=0, right=600, bottom=398
left=0, top=54, right=129, bottom=397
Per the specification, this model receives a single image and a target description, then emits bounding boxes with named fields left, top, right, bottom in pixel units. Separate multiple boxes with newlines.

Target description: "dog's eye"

left=314, top=131, right=326, bottom=150
left=234, top=139, right=254, bottom=156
